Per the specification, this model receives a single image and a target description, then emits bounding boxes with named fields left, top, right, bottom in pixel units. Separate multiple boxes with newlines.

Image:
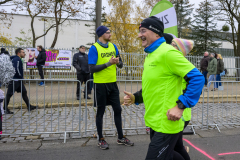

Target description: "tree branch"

left=35, top=24, right=56, bottom=40
left=224, top=0, right=240, bottom=23
left=0, top=0, right=12, bottom=5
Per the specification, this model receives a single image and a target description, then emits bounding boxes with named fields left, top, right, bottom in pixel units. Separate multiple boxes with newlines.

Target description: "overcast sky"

left=0, top=0, right=214, bottom=18
left=0, top=0, right=226, bottom=30
left=102, top=0, right=204, bottom=14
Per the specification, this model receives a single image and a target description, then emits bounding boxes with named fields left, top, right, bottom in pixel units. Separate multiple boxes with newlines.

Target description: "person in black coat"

left=72, top=45, right=91, bottom=100
left=35, top=45, right=46, bottom=86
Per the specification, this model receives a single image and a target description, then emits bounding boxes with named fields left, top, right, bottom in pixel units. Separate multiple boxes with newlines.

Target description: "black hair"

left=37, top=45, right=43, bottom=50
left=15, top=48, right=23, bottom=55
left=1, top=48, right=6, bottom=53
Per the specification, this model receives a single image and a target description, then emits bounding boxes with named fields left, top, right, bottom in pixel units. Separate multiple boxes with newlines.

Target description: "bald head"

left=204, top=52, right=209, bottom=56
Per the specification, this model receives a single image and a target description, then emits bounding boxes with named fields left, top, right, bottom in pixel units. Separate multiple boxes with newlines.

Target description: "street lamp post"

left=43, top=17, right=46, bottom=48
left=44, top=18, right=45, bottom=48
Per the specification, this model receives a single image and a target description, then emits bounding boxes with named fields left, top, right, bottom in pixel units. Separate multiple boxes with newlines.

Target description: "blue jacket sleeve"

left=88, top=46, right=98, bottom=65
left=113, top=44, right=119, bottom=56
left=178, top=68, right=204, bottom=108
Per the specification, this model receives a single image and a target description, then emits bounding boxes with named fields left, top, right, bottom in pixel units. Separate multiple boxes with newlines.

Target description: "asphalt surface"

left=1, top=128, right=240, bottom=160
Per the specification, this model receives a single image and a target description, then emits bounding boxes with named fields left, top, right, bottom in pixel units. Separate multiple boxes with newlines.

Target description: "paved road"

left=1, top=128, right=240, bottom=160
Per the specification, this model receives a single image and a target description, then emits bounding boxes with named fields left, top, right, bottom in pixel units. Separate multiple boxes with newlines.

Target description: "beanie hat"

left=163, top=33, right=173, bottom=44
left=79, top=45, right=85, bottom=48
left=139, top=16, right=164, bottom=36
left=211, top=53, right=215, bottom=57
left=96, top=26, right=109, bottom=37
left=172, top=38, right=194, bottom=57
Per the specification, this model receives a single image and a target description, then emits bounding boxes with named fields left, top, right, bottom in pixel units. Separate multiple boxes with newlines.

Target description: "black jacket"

left=72, top=51, right=90, bottom=74
left=200, top=56, right=210, bottom=72
left=133, top=89, right=143, bottom=104
left=0, top=99, right=2, bottom=117
left=36, top=49, right=46, bottom=66
left=10, top=55, right=24, bottom=79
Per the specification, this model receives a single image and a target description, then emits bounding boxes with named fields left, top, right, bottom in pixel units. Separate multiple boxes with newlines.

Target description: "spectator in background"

left=4, top=48, right=37, bottom=114
left=72, top=45, right=91, bottom=100
left=35, top=45, right=46, bottom=86
left=207, top=53, right=218, bottom=91
left=216, top=54, right=224, bottom=89
left=200, top=51, right=210, bottom=87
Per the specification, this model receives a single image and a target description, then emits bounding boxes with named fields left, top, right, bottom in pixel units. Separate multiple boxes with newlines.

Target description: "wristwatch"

left=176, top=100, right=186, bottom=109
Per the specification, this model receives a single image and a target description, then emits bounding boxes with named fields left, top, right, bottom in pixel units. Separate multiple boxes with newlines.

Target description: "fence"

left=22, top=55, right=240, bottom=81
left=20, top=55, right=240, bottom=81
left=1, top=79, right=82, bottom=143
left=205, top=81, right=240, bottom=131
left=1, top=79, right=240, bottom=143
left=1, top=45, right=240, bottom=80
left=83, top=80, right=145, bottom=136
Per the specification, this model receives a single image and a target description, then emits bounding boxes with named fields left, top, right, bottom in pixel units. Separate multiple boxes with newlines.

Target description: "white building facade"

left=1, top=14, right=96, bottom=49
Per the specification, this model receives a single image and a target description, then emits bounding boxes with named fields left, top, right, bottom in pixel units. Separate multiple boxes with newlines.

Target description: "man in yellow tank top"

left=88, top=26, right=134, bottom=150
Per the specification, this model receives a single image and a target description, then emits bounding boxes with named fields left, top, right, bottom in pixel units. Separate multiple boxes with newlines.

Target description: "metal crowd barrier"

left=1, top=79, right=82, bottom=143
left=83, top=79, right=240, bottom=135
left=83, top=80, right=146, bottom=137
left=1, top=79, right=240, bottom=142
left=205, top=81, right=240, bottom=132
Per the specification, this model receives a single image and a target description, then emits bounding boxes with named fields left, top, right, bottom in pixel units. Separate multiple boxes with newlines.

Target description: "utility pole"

left=95, top=0, right=102, bottom=42
left=44, top=17, right=46, bottom=48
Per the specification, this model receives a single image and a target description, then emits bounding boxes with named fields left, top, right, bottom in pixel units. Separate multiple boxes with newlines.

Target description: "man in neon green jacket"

left=124, top=16, right=204, bottom=160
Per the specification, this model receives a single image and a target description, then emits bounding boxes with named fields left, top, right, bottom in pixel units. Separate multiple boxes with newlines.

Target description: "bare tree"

left=14, top=0, right=85, bottom=48
left=50, top=0, right=86, bottom=48
left=0, top=0, right=13, bottom=28
left=215, top=0, right=240, bottom=80
left=14, top=0, right=52, bottom=47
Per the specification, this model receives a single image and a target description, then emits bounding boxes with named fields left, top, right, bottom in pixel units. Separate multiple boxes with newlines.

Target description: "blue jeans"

left=216, top=74, right=221, bottom=88
left=202, top=71, right=208, bottom=86
left=208, top=75, right=216, bottom=88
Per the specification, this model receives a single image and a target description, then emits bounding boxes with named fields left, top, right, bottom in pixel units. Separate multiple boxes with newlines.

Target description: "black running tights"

left=96, top=105, right=123, bottom=139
